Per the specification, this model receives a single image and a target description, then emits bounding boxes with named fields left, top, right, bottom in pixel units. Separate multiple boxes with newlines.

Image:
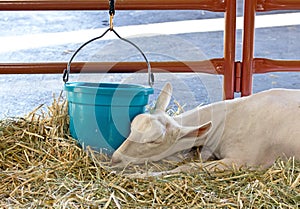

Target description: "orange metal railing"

left=1, top=0, right=299, bottom=99
left=0, top=0, right=225, bottom=11
left=0, top=0, right=236, bottom=99
left=241, top=0, right=300, bottom=96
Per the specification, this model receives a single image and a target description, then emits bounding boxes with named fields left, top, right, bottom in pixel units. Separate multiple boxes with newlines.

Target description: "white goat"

left=111, top=83, right=300, bottom=175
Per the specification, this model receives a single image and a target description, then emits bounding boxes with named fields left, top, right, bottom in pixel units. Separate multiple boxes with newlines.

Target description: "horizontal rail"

left=0, top=59, right=225, bottom=75
left=253, top=58, right=300, bottom=73
left=257, top=0, right=300, bottom=11
left=0, top=0, right=225, bottom=11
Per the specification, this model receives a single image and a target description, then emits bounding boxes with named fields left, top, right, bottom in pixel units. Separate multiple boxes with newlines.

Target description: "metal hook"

left=109, top=0, right=115, bottom=30
left=109, top=14, right=114, bottom=30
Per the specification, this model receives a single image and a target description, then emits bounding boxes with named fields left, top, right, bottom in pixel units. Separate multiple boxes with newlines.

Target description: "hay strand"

left=0, top=94, right=299, bottom=208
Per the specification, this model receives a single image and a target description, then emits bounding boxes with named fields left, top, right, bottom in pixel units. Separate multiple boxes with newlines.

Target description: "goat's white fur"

left=111, top=83, right=300, bottom=176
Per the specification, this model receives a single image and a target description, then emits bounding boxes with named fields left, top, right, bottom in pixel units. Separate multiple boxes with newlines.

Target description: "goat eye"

left=145, top=139, right=161, bottom=145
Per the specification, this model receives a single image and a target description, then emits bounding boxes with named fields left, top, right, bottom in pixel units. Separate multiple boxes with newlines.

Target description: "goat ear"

left=177, top=122, right=212, bottom=139
left=154, top=82, right=173, bottom=112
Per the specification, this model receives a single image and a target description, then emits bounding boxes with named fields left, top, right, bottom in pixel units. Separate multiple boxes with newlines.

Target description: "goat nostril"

left=111, top=156, right=122, bottom=166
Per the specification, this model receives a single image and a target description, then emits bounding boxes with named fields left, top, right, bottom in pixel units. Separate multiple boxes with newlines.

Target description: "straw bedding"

left=0, top=94, right=299, bottom=208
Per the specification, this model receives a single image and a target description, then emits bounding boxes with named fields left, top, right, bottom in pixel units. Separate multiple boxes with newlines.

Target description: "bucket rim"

left=64, top=82, right=154, bottom=95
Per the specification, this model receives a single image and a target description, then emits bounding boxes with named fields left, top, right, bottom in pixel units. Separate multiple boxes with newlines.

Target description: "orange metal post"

left=241, top=0, right=256, bottom=96
left=223, top=0, right=236, bottom=99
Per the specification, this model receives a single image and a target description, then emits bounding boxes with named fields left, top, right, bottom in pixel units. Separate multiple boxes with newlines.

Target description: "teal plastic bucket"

left=65, top=82, right=153, bottom=153
left=63, top=28, right=155, bottom=153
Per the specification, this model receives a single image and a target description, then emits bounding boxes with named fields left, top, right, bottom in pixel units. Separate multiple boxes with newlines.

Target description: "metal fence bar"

left=256, top=0, right=300, bottom=11
left=253, top=58, right=300, bottom=74
left=0, top=59, right=225, bottom=74
left=0, top=0, right=225, bottom=11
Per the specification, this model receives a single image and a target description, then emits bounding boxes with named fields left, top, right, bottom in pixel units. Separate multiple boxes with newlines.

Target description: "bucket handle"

left=63, top=28, right=154, bottom=87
